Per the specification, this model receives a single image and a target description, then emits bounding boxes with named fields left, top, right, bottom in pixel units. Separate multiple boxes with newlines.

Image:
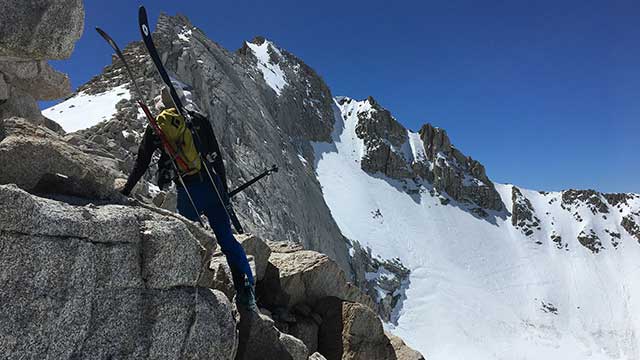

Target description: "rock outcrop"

left=419, top=123, right=503, bottom=212
left=0, top=118, right=424, bottom=359
left=387, top=333, right=425, bottom=360
left=337, top=96, right=504, bottom=214
left=355, top=96, right=413, bottom=179
left=577, top=229, right=604, bottom=254
left=512, top=186, right=541, bottom=240
left=348, top=240, right=411, bottom=322
left=561, top=189, right=610, bottom=215
left=0, top=117, right=119, bottom=201
left=198, top=235, right=423, bottom=360
left=267, top=248, right=376, bottom=310
left=621, top=215, right=640, bottom=243
left=315, top=297, right=396, bottom=360
left=0, top=0, right=84, bottom=59
left=0, top=183, right=237, bottom=359
left=236, top=311, right=309, bottom=360
left=0, top=0, right=84, bottom=128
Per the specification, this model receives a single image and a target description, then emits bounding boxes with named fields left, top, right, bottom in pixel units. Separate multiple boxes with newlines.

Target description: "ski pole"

left=229, top=165, right=279, bottom=198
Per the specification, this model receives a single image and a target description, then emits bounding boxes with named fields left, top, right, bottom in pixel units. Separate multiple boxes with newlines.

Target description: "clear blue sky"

left=46, top=0, right=639, bottom=193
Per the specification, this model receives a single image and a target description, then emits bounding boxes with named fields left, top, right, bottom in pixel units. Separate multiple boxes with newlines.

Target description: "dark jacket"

left=122, top=110, right=228, bottom=196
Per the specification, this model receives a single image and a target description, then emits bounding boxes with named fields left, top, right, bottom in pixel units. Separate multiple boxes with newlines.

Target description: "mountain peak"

left=249, top=35, right=267, bottom=46
left=335, top=97, right=504, bottom=213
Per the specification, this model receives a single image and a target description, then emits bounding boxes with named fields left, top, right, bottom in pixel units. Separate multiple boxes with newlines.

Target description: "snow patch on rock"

left=246, top=40, right=288, bottom=96
left=42, top=84, right=130, bottom=133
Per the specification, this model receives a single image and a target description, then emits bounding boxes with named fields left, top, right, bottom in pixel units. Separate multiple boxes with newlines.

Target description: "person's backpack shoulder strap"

left=187, top=110, right=230, bottom=193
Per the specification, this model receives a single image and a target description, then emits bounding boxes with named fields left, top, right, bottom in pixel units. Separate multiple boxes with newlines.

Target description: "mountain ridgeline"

left=39, top=12, right=640, bottom=359
left=56, top=13, right=409, bottom=319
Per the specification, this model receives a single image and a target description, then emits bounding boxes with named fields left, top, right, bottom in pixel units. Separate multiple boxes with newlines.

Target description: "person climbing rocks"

left=119, top=86, right=257, bottom=310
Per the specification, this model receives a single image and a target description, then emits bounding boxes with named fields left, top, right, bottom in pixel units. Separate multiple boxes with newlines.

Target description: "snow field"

left=313, top=98, right=640, bottom=360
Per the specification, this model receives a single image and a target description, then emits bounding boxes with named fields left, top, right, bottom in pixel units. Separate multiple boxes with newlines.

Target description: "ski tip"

left=95, top=27, right=110, bottom=42
left=139, top=5, right=151, bottom=36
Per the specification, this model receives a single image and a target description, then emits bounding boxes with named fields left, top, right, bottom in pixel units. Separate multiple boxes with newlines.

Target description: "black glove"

left=119, top=184, right=132, bottom=197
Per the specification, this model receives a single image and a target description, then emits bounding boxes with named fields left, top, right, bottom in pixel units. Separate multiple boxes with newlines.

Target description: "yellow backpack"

left=155, top=108, right=201, bottom=175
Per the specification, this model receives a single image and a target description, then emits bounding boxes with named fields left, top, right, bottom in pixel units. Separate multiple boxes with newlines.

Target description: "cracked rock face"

left=512, top=186, right=541, bottom=238
left=0, top=184, right=237, bottom=360
left=0, top=0, right=84, bottom=60
left=0, top=118, right=119, bottom=200
left=420, top=123, right=503, bottom=211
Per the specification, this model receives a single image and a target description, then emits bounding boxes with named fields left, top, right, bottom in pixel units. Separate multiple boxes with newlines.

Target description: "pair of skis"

left=96, top=6, right=276, bottom=233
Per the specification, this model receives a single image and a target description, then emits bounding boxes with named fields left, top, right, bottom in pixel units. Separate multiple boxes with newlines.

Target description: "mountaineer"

left=120, top=86, right=256, bottom=310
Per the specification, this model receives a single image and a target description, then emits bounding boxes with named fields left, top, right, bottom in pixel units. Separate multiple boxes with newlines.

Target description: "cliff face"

left=0, top=183, right=238, bottom=359
left=53, top=14, right=353, bottom=276
left=338, top=96, right=504, bottom=215
left=43, top=13, right=413, bottom=319
left=0, top=116, right=424, bottom=359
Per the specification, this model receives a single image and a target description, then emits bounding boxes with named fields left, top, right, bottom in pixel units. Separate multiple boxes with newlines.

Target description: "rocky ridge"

left=336, top=96, right=504, bottom=215
left=0, top=2, right=423, bottom=358
left=46, top=13, right=410, bottom=320
left=511, top=186, right=640, bottom=253
left=0, top=116, right=424, bottom=359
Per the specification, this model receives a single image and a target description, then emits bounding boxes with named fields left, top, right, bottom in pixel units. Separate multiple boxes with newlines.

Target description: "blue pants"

left=176, top=174, right=255, bottom=285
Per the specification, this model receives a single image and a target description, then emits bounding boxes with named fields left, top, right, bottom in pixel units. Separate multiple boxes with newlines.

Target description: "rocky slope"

left=42, top=13, right=410, bottom=320
left=0, top=1, right=423, bottom=359
left=0, top=116, right=424, bottom=359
